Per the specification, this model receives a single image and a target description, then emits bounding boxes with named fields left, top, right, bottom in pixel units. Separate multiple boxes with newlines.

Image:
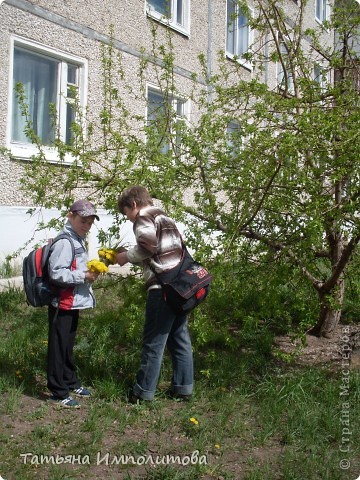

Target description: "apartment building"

left=0, top=0, right=335, bottom=262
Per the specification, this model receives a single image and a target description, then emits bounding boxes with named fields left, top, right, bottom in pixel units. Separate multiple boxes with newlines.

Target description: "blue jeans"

left=133, top=289, right=194, bottom=400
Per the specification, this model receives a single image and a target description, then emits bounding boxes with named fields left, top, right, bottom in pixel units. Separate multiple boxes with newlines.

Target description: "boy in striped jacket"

left=117, top=186, right=193, bottom=403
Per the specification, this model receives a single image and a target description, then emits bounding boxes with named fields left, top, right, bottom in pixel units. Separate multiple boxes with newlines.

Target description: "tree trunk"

left=308, top=278, right=345, bottom=338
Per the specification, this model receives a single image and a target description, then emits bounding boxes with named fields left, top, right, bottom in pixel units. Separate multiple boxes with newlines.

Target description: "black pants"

left=47, top=305, right=81, bottom=399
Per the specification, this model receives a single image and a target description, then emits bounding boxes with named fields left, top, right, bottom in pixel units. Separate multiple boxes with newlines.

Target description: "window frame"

left=225, top=0, right=253, bottom=70
left=226, top=120, right=241, bottom=156
left=313, top=63, right=330, bottom=90
left=146, top=84, right=190, bottom=156
left=7, top=36, right=88, bottom=164
left=226, top=119, right=249, bottom=159
left=146, top=0, right=190, bottom=37
left=315, top=0, right=330, bottom=25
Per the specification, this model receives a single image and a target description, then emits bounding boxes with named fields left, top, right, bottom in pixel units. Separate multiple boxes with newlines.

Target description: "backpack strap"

left=45, top=233, right=76, bottom=282
left=52, top=233, right=76, bottom=261
left=147, top=243, right=187, bottom=282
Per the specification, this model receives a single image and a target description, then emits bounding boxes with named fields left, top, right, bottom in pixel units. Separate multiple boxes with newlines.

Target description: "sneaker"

left=71, top=386, right=92, bottom=397
left=127, top=390, right=151, bottom=405
left=49, top=395, right=80, bottom=408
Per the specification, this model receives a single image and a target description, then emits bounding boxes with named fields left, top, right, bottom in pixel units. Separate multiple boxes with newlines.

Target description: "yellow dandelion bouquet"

left=87, top=234, right=126, bottom=274
left=87, top=249, right=116, bottom=274
left=86, top=248, right=117, bottom=273
left=98, top=248, right=118, bottom=266
left=87, top=259, right=109, bottom=274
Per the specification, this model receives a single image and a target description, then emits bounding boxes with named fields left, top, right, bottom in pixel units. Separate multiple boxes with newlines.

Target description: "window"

left=226, top=119, right=248, bottom=160
left=315, top=0, right=329, bottom=24
left=277, top=41, right=294, bottom=93
left=226, top=0, right=252, bottom=68
left=147, top=86, right=188, bottom=155
left=314, top=64, right=323, bottom=86
left=146, top=0, right=190, bottom=36
left=9, top=37, right=87, bottom=162
left=313, top=63, right=329, bottom=91
left=226, top=120, right=241, bottom=157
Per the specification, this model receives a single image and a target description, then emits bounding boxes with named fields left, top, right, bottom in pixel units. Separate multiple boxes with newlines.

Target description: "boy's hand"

left=85, top=271, right=99, bottom=283
left=116, top=251, right=128, bottom=266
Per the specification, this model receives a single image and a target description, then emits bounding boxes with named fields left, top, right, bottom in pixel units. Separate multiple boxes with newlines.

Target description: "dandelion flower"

left=189, top=417, right=199, bottom=425
left=98, top=248, right=117, bottom=266
left=87, top=259, right=109, bottom=273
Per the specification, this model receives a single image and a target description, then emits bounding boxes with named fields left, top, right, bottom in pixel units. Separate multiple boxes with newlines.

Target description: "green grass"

left=0, top=281, right=359, bottom=480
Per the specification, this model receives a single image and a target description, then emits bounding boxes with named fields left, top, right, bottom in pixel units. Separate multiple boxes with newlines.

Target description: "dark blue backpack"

left=22, top=234, right=75, bottom=307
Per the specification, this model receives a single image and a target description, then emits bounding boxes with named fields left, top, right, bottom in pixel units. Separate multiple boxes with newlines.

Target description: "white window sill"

left=146, top=10, right=190, bottom=37
left=9, top=143, right=77, bottom=165
left=226, top=52, right=253, bottom=72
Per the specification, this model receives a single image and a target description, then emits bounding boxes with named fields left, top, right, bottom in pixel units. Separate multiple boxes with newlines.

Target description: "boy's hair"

left=118, top=185, right=153, bottom=214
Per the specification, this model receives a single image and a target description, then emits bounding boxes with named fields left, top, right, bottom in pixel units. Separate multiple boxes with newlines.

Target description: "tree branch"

left=239, top=227, right=323, bottom=288
left=320, top=233, right=360, bottom=293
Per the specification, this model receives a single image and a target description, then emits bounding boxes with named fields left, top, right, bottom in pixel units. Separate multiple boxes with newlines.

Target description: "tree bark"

left=308, top=277, right=345, bottom=338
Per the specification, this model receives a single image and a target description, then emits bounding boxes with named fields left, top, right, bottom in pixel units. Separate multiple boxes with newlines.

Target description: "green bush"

left=342, top=250, right=360, bottom=323
left=203, top=257, right=318, bottom=337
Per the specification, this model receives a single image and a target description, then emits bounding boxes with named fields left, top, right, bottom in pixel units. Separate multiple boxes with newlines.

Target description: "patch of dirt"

left=274, top=323, right=360, bottom=368
left=1, top=323, right=359, bottom=480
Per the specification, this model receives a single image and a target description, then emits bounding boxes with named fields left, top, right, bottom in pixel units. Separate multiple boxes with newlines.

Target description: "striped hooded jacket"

left=126, top=206, right=183, bottom=289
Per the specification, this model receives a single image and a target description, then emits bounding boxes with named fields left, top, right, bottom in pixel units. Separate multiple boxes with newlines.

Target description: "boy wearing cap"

left=47, top=199, right=99, bottom=408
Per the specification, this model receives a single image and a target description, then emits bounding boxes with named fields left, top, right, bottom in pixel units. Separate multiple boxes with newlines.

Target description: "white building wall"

left=0, top=0, right=336, bottom=265
left=0, top=206, right=135, bottom=267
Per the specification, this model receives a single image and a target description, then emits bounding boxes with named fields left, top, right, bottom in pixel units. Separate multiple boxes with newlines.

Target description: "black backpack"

left=22, top=234, right=75, bottom=307
left=151, top=247, right=212, bottom=314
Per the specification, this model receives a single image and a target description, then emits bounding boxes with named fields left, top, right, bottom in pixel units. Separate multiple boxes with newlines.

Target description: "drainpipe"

left=207, top=0, right=213, bottom=104
left=264, top=32, right=269, bottom=85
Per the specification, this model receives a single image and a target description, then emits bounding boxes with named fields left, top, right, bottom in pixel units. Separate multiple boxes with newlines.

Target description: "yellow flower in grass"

left=189, top=417, right=199, bottom=425
left=87, top=259, right=109, bottom=274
